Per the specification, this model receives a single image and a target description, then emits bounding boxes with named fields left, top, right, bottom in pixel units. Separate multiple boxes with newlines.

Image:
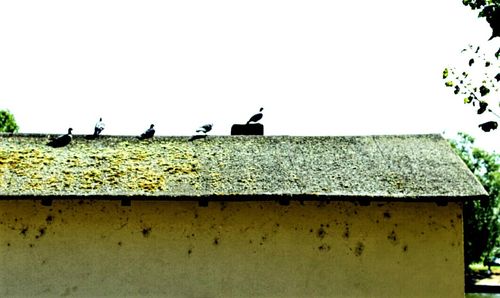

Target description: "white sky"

left=0, top=0, right=498, bottom=151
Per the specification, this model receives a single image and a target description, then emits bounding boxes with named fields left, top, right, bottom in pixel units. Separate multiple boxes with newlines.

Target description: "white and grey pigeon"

left=139, top=124, right=155, bottom=140
left=196, top=124, right=213, bottom=134
left=47, top=128, right=73, bottom=148
left=246, top=107, right=263, bottom=124
left=94, top=118, right=105, bottom=136
left=189, top=123, right=213, bottom=141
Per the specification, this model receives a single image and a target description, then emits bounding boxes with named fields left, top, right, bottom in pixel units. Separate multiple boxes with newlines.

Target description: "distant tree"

left=462, top=0, right=500, bottom=40
left=0, top=110, right=19, bottom=133
left=443, top=45, right=500, bottom=132
left=450, top=133, right=500, bottom=268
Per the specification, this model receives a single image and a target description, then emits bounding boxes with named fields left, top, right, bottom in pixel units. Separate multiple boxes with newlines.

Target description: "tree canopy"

left=450, top=133, right=500, bottom=266
left=0, top=110, right=19, bottom=133
left=462, top=0, right=500, bottom=40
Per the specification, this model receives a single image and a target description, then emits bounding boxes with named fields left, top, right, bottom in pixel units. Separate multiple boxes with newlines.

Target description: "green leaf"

left=445, top=81, right=454, bottom=87
left=443, top=68, right=449, bottom=79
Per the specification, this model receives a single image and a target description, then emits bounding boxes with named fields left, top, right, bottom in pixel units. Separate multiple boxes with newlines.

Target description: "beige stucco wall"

left=0, top=200, right=463, bottom=297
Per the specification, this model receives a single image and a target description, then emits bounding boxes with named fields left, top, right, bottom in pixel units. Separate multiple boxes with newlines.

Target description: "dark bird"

left=196, top=124, right=213, bottom=134
left=246, top=107, right=263, bottom=124
left=47, top=128, right=73, bottom=148
left=479, top=121, right=498, bottom=132
left=94, top=118, right=105, bottom=136
left=139, top=124, right=155, bottom=140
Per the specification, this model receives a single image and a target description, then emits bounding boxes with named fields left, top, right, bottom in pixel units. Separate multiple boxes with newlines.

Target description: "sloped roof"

left=0, top=134, right=487, bottom=201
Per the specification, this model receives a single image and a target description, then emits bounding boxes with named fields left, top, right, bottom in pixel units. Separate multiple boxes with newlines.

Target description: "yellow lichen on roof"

left=0, top=136, right=200, bottom=195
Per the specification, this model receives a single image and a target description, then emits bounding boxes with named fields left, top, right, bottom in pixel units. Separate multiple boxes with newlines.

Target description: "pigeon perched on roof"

left=139, top=124, right=155, bottom=140
left=189, top=123, right=213, bottom=141
left=196, top=124, right=213, bottom=134
left=94, top=118, right=105, bottom=136
left=247, top=107, right=263, bottom=124
left=47, top=128, right=73, bottom=148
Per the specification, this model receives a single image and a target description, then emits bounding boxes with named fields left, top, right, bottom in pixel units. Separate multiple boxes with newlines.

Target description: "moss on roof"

left=0, top=134, right=487, bottom=200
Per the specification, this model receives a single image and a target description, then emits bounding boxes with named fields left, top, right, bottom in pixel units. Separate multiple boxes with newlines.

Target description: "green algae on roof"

left=0, top=134, right=487, bottom=200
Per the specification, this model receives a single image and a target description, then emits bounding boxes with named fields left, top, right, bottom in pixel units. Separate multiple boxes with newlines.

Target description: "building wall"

left=0, top=200, right=463, bottom=297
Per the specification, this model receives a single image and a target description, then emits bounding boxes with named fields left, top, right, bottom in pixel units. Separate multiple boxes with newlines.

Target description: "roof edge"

left=0, top=193, right=486, bottom=202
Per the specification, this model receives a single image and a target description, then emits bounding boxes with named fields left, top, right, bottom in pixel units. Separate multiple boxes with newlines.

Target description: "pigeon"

left=139, top=124, right=155, bottom=140
left=479, top=121, right=498, bottom=132
left=189, top=123, right=213, bottom=141
left=246, top=107, right=263, bottom=124
left=94, top=118, right=105, bottom=136
left=196, top=124, right=213, bottom=134
left=47, top=128, right=73, bottom=148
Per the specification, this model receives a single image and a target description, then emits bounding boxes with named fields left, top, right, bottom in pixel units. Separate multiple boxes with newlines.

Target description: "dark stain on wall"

left=213, top=237, right=220, bottom=245
left=317, top=227, right=326, bottom=239
left=46, top=215, right=54, bottom=223
left=318, top=244, right=331, bottom=252
left=343, top=224, right=350, bottom=239
left=388, top=230, right=398, bottom=244
left=403, top=245, right=408, bottom=252
left=19, top=227, right=28, bottom=237
left=354, top=242, right=364, bottom=257
left=141, top=227, right=152, bottom=237
left=383, top=211, right=391, bottom=219
left=35, top=227, right=46, bottom=239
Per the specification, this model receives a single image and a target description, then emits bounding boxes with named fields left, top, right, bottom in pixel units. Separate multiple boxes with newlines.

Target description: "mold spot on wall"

left=7, top=242, right=10, bottom=247
left=343, top=225, right=350, bottom=239
left=46, top=215, right=54, bottom=223
left=213, top=237, right=220, bottom=245
left=383, top=211, right=391, bottom=219
left=29, top=244, right=34, bottom=248
left=318, top=244, right=331, bottom=252
left=19, top=227, right=28, bottom=237
left=317, top=227, right=327, bottom=239
left=141, top=227, right=152, bottom=237
left=118, top=241, right=122, bottom=246
left=188, top=249, right=192, bottom=255
left=403, top=245, right=408, bottom=252
left=35, top=227, right=47, bottom=239
left=354, top=242, right=365, bottom=257
left=388, top=230, right=397, bottom=243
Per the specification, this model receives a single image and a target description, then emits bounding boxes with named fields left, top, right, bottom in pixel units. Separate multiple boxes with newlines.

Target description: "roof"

left=0, top=133, right=487, bottom=201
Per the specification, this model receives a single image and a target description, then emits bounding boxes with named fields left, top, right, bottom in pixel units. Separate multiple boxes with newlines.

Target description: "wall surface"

left=0, top=200, right=463, bottom=297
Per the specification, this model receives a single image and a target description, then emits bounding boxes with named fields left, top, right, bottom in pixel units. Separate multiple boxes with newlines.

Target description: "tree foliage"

left=450, top=133, right=500, bottom=266
left=443, top=45, right=500, bottom=132
left=462, top=0, right=500, bottom=40
left=0, top=110, right=19, bottom=133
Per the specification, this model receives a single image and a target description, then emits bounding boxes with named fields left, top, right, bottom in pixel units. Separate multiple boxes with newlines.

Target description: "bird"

left=93, top=118, right=105, bottom=136
left=139, top=124, right=155, bottom=140
left=47, top=128, right=73, bottom=148
left=246, top=107, right=263, bottom=124
left=189, top=123, right=213, bottom=141
left=196, top=124, right=213, bottom=134
left=478, top=121, right=498, bottom=132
